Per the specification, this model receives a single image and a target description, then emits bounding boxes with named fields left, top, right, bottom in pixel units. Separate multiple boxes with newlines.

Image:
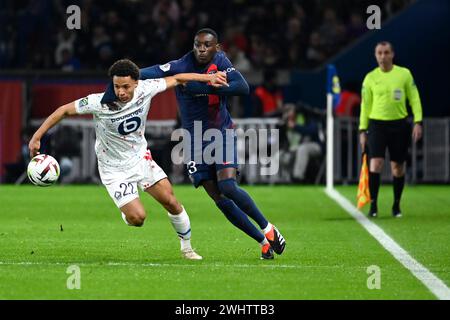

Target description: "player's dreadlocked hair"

left=108, top=59, right=140, bottom=80
left=195, top=28, right=218, bottom=41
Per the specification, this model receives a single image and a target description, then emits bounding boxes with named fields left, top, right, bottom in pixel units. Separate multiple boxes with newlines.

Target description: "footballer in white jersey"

left=29, top=59, right=228, bottom=260
left=73, top=79, right=166, bottom=170
left=74, top=79, right=168, bottom=208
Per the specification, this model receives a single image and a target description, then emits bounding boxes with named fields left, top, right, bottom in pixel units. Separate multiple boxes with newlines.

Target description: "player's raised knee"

left=127, top=210, right=146, bottom=227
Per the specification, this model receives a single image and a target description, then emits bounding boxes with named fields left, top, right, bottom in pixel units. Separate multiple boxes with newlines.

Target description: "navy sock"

left=216, top=198, right=265, bottom=243
left=217, top=179, right=269, bottom=229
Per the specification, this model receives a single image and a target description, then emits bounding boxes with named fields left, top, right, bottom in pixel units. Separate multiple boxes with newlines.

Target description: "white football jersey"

left=74, top=79, right=167, bottom=169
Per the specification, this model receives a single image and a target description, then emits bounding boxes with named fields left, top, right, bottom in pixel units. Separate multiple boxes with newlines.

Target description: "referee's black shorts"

left=368, top=118, right=410, bottom=163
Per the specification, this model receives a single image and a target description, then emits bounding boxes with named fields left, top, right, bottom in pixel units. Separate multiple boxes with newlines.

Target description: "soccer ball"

left=27, top=154, right=60, bottom=186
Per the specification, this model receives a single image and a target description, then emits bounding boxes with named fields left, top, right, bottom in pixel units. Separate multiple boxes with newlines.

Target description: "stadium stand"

left=0, top=0, right=412, bottom=70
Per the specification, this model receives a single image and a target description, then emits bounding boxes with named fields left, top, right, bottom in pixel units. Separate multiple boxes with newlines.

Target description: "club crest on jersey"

left=159, top=63, right=171, bottom=72
left=136, top=92, right=144, bottom=105
left=207, top=64, right=218, bottom=74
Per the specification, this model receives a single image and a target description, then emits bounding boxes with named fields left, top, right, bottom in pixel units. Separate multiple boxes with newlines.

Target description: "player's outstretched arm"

left=29, top=102, right=77, bottom=158
left=183, top=70, right=249, bottom=96
left=102, top=61, right=186, bottom=103
left=164, top=71, right=228, bottom=90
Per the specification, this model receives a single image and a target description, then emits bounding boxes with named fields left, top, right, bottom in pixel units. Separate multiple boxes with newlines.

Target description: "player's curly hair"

left=108, top=59, right=140, bottom=80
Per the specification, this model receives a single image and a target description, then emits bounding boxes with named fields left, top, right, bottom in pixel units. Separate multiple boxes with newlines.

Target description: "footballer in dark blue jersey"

left=102, top=29, right=286, bottom=259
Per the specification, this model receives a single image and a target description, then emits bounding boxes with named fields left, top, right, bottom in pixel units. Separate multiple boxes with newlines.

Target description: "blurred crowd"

left=0, top=0, right=413, bottom=71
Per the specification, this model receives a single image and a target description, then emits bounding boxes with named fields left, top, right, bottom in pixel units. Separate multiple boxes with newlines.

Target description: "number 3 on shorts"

left=187, top=161, right=197, bottom=174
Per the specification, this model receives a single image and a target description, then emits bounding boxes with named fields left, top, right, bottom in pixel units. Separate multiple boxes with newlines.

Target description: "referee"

left=359, top=41, right=423, bottom=218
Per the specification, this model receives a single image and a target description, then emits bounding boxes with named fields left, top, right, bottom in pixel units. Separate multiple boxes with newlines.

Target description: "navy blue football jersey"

left=102, top=51, right=249, bottom=136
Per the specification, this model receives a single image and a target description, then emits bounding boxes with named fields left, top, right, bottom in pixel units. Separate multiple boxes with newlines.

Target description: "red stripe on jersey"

left=206, top=64, right=220, bottom=105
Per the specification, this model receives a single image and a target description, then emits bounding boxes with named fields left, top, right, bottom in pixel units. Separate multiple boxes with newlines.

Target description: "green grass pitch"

left=0, top=184, right=449, bottom=299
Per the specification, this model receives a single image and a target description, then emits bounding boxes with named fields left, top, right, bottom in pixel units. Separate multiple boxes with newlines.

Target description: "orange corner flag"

left=357, top=153, right=371, bottom=209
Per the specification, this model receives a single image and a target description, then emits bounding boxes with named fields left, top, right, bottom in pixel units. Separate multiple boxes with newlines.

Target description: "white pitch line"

left=0, top=261, right=305, bottom=269
left=325, top=187, right=450, bottom=300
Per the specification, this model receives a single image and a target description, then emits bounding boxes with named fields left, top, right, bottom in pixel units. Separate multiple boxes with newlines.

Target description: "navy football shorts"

left=187, top=132, right=239, bottom=188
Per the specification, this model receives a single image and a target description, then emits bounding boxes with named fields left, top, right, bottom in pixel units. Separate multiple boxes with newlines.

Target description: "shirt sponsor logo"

left=224, top=67, right=236, bottom=73
left=79, top=97, right=88, bottom=108
left=159, top=63, right=171, bottom=72
left=110, top=107, right=144, bottom=123
left=394, top=89, right=402, bottom=101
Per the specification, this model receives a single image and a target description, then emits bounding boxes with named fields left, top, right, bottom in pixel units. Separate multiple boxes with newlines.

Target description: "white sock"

left=167, top=206, right=192, bottom=251
left=262, top=222, right=273, bottom=235
left=121, top=212, right=132, bottom=226
left=180, top=239, right=192, bottom=251
left=260, top=238, right=269, bottom=246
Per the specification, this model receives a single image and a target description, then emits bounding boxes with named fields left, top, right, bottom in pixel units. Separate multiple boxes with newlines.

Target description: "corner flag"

left=357, top=153, right=371, bottom=209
